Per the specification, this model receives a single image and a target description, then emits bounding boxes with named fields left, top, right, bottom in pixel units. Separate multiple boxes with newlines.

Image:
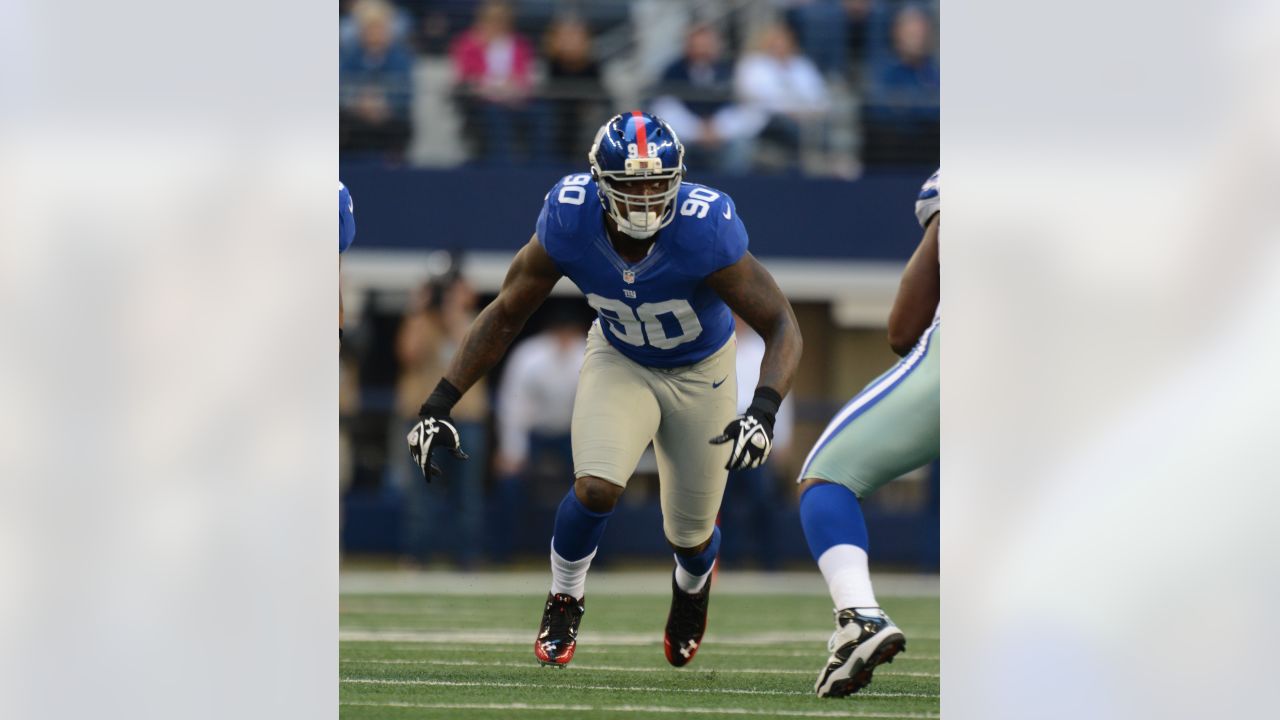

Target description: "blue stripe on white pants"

left=797, top=319, right=939, bottom=480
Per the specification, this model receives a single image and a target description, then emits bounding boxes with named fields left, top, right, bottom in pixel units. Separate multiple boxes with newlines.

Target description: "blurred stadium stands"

left=339, top=0, right=939, bottom=572
left=340, top=0, right=938, bottom=172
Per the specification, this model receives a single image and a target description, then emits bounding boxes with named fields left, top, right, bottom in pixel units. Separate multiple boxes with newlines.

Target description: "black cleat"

left=534, top=593, right=584, bottom=667
left=664, top=571, right=712, bottom=667
left=814, top=607, right=906, bottom=697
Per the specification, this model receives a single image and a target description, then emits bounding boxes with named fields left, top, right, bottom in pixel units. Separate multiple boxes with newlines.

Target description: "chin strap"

left=619, top=226, right=658, bottom=240
left=613, top=205, right=673, bottom=239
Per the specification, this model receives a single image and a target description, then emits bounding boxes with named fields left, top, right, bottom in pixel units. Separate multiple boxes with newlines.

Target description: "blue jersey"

left=339, top=181, right=356, bottom=253
left=536, top=174, right=748, bottom=368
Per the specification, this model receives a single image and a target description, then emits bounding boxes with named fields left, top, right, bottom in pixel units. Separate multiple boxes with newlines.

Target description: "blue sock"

left=550, top=488, right=613, bottom=561
left=674, top=525, right=721, bottom=577
left=800, top=483, right=868, bottom=561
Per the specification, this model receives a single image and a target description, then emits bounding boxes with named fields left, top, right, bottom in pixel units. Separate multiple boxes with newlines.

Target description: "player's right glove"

left=406, top=379, right=469, bottom=481
left=709, top=387, right=782, bottom=471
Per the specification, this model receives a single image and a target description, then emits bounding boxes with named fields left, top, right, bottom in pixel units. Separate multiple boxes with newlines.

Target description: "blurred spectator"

left=651, top=24, right=765, bottom=175
left=842, top=0, right=875, bottom=76
left=392, top=272, right=490, bottom=568
left=862, top=4, right=939, bottom=166
left=450, top=1, right=547, bottom=165
left=722, top=318, right=794, bottom=570
left=735, top=22, right=831, bottom=170
left=403, top=1, right=468, bottom=56
left=784, top=0, right=850, bottom=76
left=340, top=0, right=415, bottom=160
left=491, top=310, right=588, bottom=562
left=340, top=0, right=411, bottom=52
left=542, top=17, right=605, bottom=164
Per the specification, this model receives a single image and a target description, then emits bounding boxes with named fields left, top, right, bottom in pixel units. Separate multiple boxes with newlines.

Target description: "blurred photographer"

left=490, top=307, right=589, bottom=562
left=392, top=270, right=490, bottom=568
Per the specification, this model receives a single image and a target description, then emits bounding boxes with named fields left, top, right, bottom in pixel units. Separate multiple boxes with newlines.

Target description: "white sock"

left=674, top=555, right=714, bottom=593
left=550, top=543, right=596, bottom=599
left=817, top=544, right=878, bottom=610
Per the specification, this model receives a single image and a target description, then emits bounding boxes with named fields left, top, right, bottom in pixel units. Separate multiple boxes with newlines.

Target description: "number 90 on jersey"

left=586, top=294, right=704, bottom=350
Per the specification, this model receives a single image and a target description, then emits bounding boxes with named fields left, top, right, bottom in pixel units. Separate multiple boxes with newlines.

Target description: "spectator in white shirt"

left=734, top=22, right=831, bottom=169
left=650, top=24, right=768, bottom=175
left=733, top=320, right=795, bottom=454
left=495, top=320, right=585, bottom=476
left=492, top=311, right=589, bottom=561
left=722, top=317, right=794, bottom=570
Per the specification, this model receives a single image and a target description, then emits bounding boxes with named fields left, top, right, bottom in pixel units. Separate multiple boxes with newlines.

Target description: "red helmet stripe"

left=631, top=110, right=648, bottom=157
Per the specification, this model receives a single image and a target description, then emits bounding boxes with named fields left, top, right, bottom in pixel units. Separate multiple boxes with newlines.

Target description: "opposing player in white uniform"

left=405, top=112, right=802, bottom=668
left=798, top=169, right=940, bottom=697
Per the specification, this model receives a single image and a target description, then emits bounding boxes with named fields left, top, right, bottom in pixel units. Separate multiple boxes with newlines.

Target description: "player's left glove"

left=710, top=387, right=782, bottom=471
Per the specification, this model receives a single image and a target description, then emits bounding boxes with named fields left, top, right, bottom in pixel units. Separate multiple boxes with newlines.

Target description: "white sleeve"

left=791, top=60, right=831, bottom=113
left=496, top=341, right=537, bottom=465
left=711, top=104, right=769, bottom=139
left=914, top=169, right=940, bottom=228
left=734, top=56, right=774, bottom=108
left=650, top=96, right=705, bottom=143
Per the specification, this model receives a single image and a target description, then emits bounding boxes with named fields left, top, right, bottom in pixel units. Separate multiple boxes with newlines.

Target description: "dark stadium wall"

left=338, top=165, right=927, bottom=261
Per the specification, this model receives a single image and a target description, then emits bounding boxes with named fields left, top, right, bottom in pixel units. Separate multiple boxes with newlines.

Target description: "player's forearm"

left=440, top=299, right=526, bottom=395
left=887, top=253, right=938, bottom=355
left=714, top=258, right=804, bottom=398
left=756, top=310, right=803, bottom=398
left=887, top=298, right=935, bottom=356
left=888, top=218, right=939, bottom=356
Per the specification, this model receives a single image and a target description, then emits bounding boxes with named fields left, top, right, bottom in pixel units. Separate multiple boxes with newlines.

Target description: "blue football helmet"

left=588, top=111, right=686, bottom=239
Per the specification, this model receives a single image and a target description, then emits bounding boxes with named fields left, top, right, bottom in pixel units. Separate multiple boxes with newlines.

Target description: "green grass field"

left=340, top=572, right=939, bottom=719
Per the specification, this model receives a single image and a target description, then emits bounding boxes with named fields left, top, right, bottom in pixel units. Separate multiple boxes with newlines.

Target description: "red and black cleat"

left=663, top=571, right=712, bottom=667
left=534, top=592, right=585, bottom=668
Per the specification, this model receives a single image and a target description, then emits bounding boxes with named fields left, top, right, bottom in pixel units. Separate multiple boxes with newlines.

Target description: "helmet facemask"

left=597, top=172, right=682, bottom=239
left=590, top=128, right=685, bottom=240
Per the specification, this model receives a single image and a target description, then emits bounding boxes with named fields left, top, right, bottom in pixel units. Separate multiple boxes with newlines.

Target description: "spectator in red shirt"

left=450, top=1, right=546, bottom=165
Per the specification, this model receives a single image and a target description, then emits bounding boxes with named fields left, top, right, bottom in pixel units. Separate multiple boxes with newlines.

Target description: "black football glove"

left=709, top=387, right=782, bottom=471
left=406, top=379, right=469, bottom=481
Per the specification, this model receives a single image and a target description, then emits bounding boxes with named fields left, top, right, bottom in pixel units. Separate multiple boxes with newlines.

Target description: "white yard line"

left=340, top=570, right=938, bottom=598
left=376, top=644, right=941, bottom=661
left=675, top=649, right=940, bottom=661
left=340, top=629, right=939, bottom=644
left=340, top=700, right=940, bottom=718
left=342, top=657, right=940, bottom=678
left=341, top=606, right=459, bottom=615
left=341, top=677, right=939, bottom=699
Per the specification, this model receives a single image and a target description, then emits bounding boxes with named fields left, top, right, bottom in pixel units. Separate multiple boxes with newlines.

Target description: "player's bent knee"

left=574, top=475, right=623, bottom=513
left=668, top=533, right=713, bottom=557
left=797, top=477, right=831, bottom=500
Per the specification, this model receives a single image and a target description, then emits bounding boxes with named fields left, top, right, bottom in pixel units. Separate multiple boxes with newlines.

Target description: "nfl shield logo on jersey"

left=622, top=269, right=636, bottom=284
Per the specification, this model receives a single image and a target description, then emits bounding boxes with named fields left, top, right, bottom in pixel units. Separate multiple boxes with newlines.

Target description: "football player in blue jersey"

left=339, top=181, right=356, bottom=338
left=406, top=111, right=802, bottom=668
left=798, top=169, right=939, bottom=697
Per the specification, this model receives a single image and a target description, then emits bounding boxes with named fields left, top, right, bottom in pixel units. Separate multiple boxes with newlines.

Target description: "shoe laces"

left=669, top=589, right=707, bottom=639
left=545, top=594, right=582, bottom=639
left=828, top=608, right=883, bottom=652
